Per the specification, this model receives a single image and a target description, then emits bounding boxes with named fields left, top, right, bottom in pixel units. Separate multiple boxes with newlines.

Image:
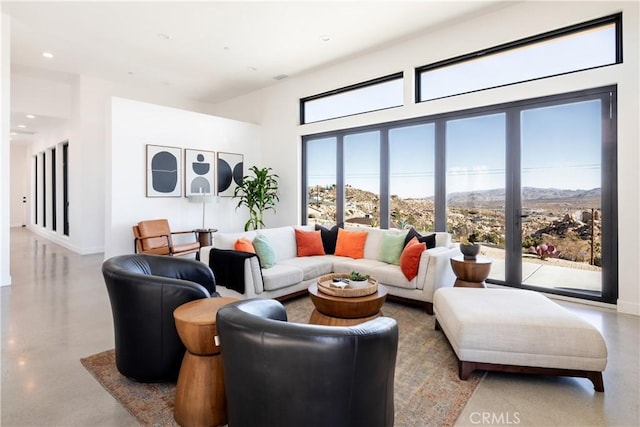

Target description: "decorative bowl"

left=349, top=279, right=369, bottom=288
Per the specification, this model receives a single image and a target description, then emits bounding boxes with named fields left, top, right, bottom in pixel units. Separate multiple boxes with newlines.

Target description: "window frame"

left=300, top=72, right=404, bottom=124
left=301, top=85, right=618, bottom=304
left=415, top=13, right=622, bottom=102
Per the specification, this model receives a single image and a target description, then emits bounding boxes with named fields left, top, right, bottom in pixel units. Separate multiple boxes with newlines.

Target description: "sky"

left=306, top=23, right=611, bottom=199
left=307, top=98, right=601, bottom=198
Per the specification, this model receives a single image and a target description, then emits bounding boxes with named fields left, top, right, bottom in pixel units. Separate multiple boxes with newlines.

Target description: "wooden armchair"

left=132, top=219, right=200, bottom=257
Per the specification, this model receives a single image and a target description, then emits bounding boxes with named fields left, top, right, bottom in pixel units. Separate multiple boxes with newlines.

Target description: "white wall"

left=105, top=97, right=262, bottom=258
left=210, top=1, right=640, bottom=315
left=15, top=71, right=227, bottom=254
left=0, top=13, right=11, bottom=286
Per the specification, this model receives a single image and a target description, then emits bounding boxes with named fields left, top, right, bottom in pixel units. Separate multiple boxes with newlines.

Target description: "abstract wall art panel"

left=146, top=145, right=182, bottom=197
left=185, top=149, right=215, bottom=197
left=217, top=152, right=243, bottom=197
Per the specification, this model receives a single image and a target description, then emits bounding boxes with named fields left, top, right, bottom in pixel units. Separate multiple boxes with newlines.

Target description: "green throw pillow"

left=252, top=234, right=276, bottom=269
left=378, top=233, right=406, bottom=265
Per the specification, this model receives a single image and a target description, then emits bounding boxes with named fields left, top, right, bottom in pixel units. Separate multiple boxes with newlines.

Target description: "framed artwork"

left=146, top=144, right=182, bottom=197
left=217, top=152, right=244, bottom=197
left=185, top=149, right=215, bottom=197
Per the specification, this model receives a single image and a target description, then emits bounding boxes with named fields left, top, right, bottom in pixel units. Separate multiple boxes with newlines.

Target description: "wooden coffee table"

left=173, top=297, right=238, bottom=427
left=308, top=282, right=388, bottom=326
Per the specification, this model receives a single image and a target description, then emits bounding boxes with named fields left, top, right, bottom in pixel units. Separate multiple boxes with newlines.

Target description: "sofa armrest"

left=415, top=246, right=461, bottom=299
left=200, top=247, right=265, bottom=297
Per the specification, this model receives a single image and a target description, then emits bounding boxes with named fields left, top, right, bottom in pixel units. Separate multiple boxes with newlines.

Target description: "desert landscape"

left=307, top=185, right=601, bottom=270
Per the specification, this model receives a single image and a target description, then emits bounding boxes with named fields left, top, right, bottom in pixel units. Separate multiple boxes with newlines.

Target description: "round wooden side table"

left=450, top=255, right=492, bottom=288
left=193, top=228, right=217, bottom=248
left=173, top=297, right=237, bottom=427
left=308, top=282, right=387, bottom=326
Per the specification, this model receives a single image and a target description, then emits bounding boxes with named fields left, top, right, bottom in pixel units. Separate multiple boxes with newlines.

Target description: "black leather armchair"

left=102, top=254, right=219, bottom=382
left=216, top=298, right=398, bottom=427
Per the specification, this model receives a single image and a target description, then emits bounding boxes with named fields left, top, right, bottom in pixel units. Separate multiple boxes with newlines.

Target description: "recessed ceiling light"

left=26, top=114, right=36, bottom=119
left=320, top=35, right=331, bottom=42
left=157, top=33, right=173, bottom=40
left=11, top=132, right=17, bottom=136
left=17, top=125, right=26, bottom=129
left=42, top=52, right=54, bottom=59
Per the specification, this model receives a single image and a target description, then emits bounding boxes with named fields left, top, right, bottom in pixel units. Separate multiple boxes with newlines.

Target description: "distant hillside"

left=447, top=187, right=601, bottom=205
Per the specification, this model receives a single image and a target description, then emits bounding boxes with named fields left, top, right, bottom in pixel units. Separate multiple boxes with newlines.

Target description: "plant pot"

left=349, top=279, right=369, bottom=288
left=460, top=243, right=481, bottom=260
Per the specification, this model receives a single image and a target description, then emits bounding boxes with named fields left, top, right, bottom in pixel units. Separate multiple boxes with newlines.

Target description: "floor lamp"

left=188, top=190, right=217, bottom=230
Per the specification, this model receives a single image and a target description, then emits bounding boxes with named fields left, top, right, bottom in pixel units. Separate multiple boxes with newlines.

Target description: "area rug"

left=81, top=297, right=482, bottom=427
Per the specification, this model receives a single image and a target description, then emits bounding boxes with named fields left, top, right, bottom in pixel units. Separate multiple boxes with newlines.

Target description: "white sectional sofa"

left=200, top=225, right=461, bottom=314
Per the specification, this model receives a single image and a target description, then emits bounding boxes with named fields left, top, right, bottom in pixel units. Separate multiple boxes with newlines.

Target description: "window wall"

left=302, top=86, right=617, bottom=303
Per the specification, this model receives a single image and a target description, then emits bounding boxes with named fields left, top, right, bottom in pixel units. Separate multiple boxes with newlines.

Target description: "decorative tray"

left=317, top=273, right=378, bottom=297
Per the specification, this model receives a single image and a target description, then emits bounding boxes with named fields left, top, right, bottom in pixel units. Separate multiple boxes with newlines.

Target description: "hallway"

left=1, top=228, right=136, bottom=426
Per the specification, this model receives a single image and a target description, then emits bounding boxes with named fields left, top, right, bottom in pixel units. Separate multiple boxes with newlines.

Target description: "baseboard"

left=26, top=226, right=104, bottom=255
left=616, top=299, right=640, bottom=316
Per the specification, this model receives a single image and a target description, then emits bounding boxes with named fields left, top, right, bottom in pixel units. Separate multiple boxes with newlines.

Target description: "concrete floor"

left=1, top=228, right=638, bottom=426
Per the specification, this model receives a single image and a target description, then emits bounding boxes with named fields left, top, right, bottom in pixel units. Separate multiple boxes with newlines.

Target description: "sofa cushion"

left=279, top=256, right=334, bottom=281
left=261, top=264, right=305, bottom=291
left=257, top=227, right=298, bottom=262
left=215, top=231, right=257, bottom=249
left=371, top=263, right=417, bottom=290
left=253, top=235, right=276, bottom=269
left=404, top=228, right=436, bottom=249
left=400, top=237, right=426, bottom=281
left=234, top=237, right=255, bottom=253
left=334, top=229, right=368, bottom=259
left=294, top=229, right=325, bottom=257
left=315, top=223, right=343, bottom=254
left=332, top=258, right=388, bottom=277
left=378, top=233, right=406, bottom=265
left=435, top=232, right=452, bottom=248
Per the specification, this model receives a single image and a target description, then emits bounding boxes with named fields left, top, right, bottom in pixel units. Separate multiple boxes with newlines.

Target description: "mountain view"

left=307, top=185, right=602, bottom=267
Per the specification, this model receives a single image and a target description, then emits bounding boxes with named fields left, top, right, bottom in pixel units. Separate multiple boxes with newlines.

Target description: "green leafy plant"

left=349, top=271, right=369, bottom=281
left=233, top=166, right=279, bottom=231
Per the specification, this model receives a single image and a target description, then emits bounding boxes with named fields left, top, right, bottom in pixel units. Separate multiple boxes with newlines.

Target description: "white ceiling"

left=3, top=0, right=508, bottom=144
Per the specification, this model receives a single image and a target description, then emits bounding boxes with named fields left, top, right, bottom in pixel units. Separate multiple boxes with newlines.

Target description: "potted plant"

left=459, top=231, right=481, bottom=260
left=233, top=166, right=279, bottom=231
left=348, top=271, right=370, bottom=288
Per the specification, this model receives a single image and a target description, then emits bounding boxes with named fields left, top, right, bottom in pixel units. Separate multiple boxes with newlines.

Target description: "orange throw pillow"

left=334, top=229, right=368, bottom=259
left=400, top=237, right=426, bottom=281
left=295, top=229, right=325, bottom=257
left=234, top=237, right=255, bottom=253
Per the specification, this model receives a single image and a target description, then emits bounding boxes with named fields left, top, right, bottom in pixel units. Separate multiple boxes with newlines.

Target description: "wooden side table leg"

left=174, top=352, right=227, bottom=427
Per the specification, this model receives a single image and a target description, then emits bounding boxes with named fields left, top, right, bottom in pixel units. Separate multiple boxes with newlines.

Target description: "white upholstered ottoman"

left=434, top=287, right=607, bottom=392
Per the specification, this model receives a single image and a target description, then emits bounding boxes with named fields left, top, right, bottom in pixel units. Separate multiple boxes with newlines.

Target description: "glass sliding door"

left=389, top=124, right=435, bottom=232
left=344, top=131, right=380, bottom=227
left=301, top=86, right=616, bottom=304
left=446, top=113, right=506, bottom=281
left=305, top=137, right=337, bottom=226
left=520, top=100, right=603, bottom=296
